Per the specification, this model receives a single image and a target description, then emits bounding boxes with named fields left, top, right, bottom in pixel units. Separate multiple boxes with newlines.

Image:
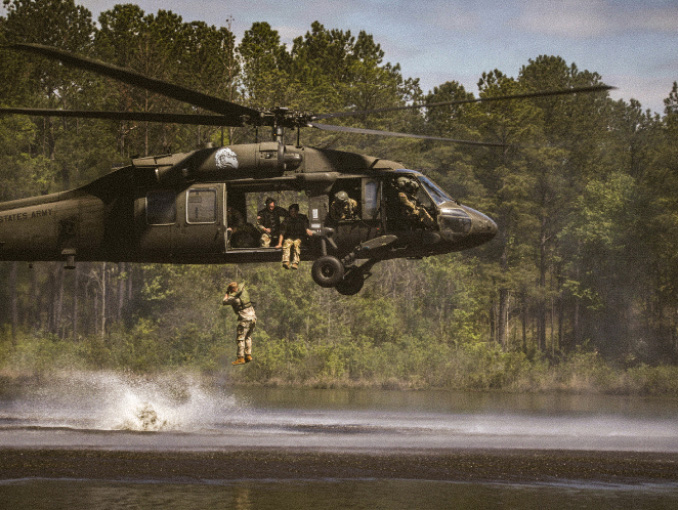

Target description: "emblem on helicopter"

left=215, top=147, right=239, bottom=169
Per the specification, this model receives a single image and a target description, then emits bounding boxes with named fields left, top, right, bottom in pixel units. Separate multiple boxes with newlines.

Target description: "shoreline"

left=2, top=447, right=678, bottom=484
left=2, top=370, right=678, bottom=397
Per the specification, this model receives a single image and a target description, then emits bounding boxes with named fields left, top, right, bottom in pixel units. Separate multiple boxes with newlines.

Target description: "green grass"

left=3, top=330, right=678, bottom=395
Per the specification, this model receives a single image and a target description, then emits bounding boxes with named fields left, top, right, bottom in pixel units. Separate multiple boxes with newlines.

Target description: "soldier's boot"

left=232, top=357, right=246, bottom=366
left=282, top=262, right=290, bottom=269
left=245, top=355, right=253, bottom=363
left=290, top=263, right=298, bottom=270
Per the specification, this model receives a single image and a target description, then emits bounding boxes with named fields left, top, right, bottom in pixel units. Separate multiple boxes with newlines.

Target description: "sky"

left=4, top=0, right=678, bottom=114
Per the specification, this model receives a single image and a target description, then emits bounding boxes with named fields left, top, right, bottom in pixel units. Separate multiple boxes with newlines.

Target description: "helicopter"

left=0, top=43, right=613, bottom=295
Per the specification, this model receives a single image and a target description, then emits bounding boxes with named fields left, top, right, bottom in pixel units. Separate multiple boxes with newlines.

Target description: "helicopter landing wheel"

left=311, top=256, right=345, bottom=288
left=335, top=274, right=364, bottom=296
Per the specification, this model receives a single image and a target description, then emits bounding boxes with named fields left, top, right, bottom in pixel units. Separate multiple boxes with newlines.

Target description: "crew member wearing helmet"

left=222, top=281, right=256, bottom=365
left=329, top=190, right=359, bottom=221
left=396, top=176, right=436, bottom=229
left=256, top=197, right=288, bottom=247
left=279, top=203, right=314, bottom=270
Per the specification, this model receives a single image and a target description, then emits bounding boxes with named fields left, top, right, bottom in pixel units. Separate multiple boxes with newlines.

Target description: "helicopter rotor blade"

left=8, top=43, right=260, bottom=125
left=312, top=85, right=615, bottom=121
left=309, top=122, right=504, bottom=147
left=0, top=107, right=244, bottom=127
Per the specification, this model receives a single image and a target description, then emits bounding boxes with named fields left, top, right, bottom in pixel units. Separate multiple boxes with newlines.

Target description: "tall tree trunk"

left=521, top=298, right=527, bottom=352
left=497, top=289, right=510, bottom=350
left=537, top=216, right=548, bottom=351
left=117, top=262, right=125, bottom=322
left=72, top=264, right=79, bottom=342
left=47, top=264, right=56, bottom=333
left=30, top=265, right=39, bottom=331
left=497, top=238, right=510, bottom=349
left=53, top=264, right=64, bottom=337
left=573, top=261, right=582, bottom=347
left=10, top=262, right=18, bottom=342
left=126, top=264, right=135, bottom=327
left=101, top=262, right=107, bottom=339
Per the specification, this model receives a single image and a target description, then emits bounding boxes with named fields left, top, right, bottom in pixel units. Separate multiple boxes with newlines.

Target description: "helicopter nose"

left=437, top=204, right=497, bottom=247
left=466, top=207, right=497, bottom=241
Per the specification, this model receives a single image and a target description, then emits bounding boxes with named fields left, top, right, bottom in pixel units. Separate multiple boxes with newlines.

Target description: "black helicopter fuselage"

left=0, top=143, right=496, bottom=293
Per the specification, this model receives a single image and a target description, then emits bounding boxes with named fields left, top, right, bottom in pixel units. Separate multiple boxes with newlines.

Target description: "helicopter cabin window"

left=146, top=190, right=176, bottom=225
left=186, top=188, right=217, bottom=224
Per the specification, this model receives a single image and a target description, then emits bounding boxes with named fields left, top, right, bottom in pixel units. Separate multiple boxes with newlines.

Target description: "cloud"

left=516, top=0, right=678, bottom=38
left=607, top=73, right=674, bottom=114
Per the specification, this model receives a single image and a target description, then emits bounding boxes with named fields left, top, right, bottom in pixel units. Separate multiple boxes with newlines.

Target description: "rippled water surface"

left=2, top=371, right=678, bottom=509
left=1, top=371, right=677, bottom=444
left=2, top=479, right=678, bottom=510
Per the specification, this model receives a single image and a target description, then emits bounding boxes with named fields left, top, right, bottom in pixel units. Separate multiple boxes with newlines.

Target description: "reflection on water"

left=2, top=479, right=678, bottom=510
left=233, top=386, right=678, bottom=417
left=2, top=371, right=678, bottom=509
left=2, top=371, right=678, bottom=447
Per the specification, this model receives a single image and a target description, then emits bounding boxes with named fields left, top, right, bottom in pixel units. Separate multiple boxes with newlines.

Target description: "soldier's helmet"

left=397, top=176, right=418, bottom=193
left=335, top=191, right=349, bottom=203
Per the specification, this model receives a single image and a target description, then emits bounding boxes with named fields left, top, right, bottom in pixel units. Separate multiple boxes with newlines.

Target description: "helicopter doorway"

left=225, top=181, right=312, bottom=254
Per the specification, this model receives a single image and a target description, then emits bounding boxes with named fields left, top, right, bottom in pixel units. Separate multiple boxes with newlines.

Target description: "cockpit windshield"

left=417, top=175, right=454, bottom=205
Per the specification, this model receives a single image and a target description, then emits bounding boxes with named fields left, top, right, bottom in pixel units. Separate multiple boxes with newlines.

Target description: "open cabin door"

left=135, top=184, right=226, bottom=259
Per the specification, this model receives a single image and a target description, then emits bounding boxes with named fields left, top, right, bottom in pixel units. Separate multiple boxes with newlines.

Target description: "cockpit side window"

left=418, top=175, right=453, bottom=205
left=416, top=186, right=434, bottom=209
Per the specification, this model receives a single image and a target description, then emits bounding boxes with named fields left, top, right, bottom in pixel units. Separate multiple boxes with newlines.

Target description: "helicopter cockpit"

left=383, top=170, right=497, bottom=248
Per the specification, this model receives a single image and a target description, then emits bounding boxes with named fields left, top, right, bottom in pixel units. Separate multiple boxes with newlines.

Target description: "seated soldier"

left=227, top=206, right=245, bottom=234
left=226, top=205, right=247, bottom=248
left=279, top=203, right=313, bottom=270
left=395, top=176, right=436, bottom=230
left=256, top=197, right=288, bottom=247
left=329, top=191, right=359, bottom=222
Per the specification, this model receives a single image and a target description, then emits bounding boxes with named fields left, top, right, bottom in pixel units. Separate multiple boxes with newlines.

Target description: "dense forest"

left=1, top=0, right=677, bottom=392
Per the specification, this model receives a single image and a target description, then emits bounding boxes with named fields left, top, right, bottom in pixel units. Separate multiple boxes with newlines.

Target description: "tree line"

left=1, top=0, right=677, bottom=382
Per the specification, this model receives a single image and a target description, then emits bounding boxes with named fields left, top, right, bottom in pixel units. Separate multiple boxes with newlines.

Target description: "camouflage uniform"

left=223, top=285, right=256, bottom=361
left=256, top=200, right=288, bottom=247
left=330, top=197, right=359, bottom=221
left=280, top=208, right=311, bottom=268
left=397, top=189, right=436, bottom=229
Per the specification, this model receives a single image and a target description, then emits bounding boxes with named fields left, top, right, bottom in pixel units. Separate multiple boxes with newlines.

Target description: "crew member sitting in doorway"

left=279, top=203, right=313, bottom=270
left=256, top=197, right=288, bottom=247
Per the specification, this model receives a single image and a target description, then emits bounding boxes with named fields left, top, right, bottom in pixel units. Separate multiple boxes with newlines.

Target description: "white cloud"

left=625, top=7, right=678, bottom=33
left=607, top=73, right=674, bottom=114
left=516, top=0, right=678, bottom=38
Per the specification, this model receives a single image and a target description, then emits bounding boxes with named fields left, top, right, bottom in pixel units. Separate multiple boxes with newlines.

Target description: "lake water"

left=1, top=371, right=677, bottom=509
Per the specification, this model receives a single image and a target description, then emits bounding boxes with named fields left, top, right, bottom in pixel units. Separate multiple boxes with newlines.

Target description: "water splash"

left=1, top=370, right=241, bottom=432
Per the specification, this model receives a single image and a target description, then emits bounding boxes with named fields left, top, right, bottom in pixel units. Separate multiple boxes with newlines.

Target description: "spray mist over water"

left=0, top=370, right=243, bottom=432
left=4, top=374, right=678, bottom=453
